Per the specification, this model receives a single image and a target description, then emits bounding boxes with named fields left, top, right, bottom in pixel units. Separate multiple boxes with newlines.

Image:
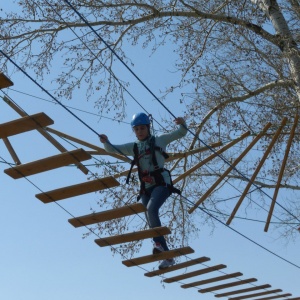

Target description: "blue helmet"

left=131, top=112, right=150, bottom=127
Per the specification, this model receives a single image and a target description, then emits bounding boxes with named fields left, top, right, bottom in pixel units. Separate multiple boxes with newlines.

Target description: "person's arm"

left=158, top=117, right=188, bottom=145
left=99, top=134, right=134, bottom=156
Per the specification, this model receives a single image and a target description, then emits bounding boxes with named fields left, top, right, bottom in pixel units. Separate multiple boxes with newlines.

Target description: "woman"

left=100, top=112, right=187, bottom=269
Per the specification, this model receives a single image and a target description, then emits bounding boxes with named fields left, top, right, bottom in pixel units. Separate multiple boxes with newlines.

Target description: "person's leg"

left=141, top=186, right=175, bottom=269
left=141, top=191, right=151, bottom=224
left=141, top=189, right=164, bottom=252
left=144, top=186, right=170, bottom=251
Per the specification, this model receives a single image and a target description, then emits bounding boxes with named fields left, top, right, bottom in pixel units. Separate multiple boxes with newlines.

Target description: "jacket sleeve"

left=104, top=141, right=135, bottom=157
left=158, top=123, right=188, bottom=146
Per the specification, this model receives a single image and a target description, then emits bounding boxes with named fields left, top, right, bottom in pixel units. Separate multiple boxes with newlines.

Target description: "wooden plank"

left=164, top=264, right=227, bottom=284
left=166, top=141, right=223, bottom=162
left=144, top=256, right=211, bottom=277
left=228, top=289, right=283, bottom=300
left=2, top=137, right=21, bottom=165
left=199, top=278, right=258, bottom=293
left=122, top=246, right=194, bottom=267
left=181, top=272, right=243, bottom=289
left=215, top=284, right=272, bottom=297
left=3, top=96, right=89, bottom=175
left=227, top=117, right=287, bottom=225
left=45, top=131, right=221, bottom=163
left=189, top=122, right=272, bottom=214
left=265, top=115, right=299, bottom=232
left=0, top=113, right=54, bottom=139
left=173, top=131, right=250, bottom=185
left=0, top=73, right=13, bottom=89
left=95, top=227, right=171, bottom=247
left=251, top=294, right=291, bottom=300
left=36, top=176, right=120, bottom=203
left=46, top=127, right=130, bottom=162
left=68, top=203, right=146, bottom=227
left=4, top=149, right=91, bottom=179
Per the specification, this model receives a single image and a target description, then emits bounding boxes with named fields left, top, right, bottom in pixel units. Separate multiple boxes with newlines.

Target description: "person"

left=99, top=112, right=187, bottom=269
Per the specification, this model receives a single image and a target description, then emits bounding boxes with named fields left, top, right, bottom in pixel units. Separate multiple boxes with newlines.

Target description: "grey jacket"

left=104, top=124, right=187, bottom=189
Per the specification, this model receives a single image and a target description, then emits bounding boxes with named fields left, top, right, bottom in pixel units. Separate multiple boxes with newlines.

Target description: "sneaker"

left=159, top=258, right=175, bottom=270
left=153, top=242, right=164, bottom=254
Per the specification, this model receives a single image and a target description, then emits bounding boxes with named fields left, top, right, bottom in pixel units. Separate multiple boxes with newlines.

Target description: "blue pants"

left=141, top=185, right=170, bottom=251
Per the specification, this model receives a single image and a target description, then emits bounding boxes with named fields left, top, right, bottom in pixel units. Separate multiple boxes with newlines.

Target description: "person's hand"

left=174, top=117, right=185, bottom=125
left=99, top=134, right=108, bottom=143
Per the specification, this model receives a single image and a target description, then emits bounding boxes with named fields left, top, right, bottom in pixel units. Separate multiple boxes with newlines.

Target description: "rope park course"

left=0, top=73, right=299, bottom=300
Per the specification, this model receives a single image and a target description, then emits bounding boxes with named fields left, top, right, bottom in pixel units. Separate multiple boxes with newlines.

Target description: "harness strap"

left=154, top=146, right=169, bottom=159
left=126, top=136, right=181, bottom=199
left=155, top=168, right=181, bottom=196
left=126, top=159, right=136, bottom=184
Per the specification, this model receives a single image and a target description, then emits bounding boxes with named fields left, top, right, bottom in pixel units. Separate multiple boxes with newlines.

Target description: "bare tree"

left=1, top=0, right=300, bottom=250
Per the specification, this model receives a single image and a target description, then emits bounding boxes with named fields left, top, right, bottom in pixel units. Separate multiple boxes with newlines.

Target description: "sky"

left=1, top=3, right=300, bottom=300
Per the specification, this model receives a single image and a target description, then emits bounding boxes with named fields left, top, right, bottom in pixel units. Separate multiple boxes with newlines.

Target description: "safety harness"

left=126, top=136, right=181, bottom=199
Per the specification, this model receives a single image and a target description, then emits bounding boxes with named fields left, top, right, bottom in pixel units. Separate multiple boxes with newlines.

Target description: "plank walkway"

left=0, top=73, right=13, bottom=89
left=144, top=256, right=210, bottom=277
left=0, top=97, right=298, bottom=300
left=181, top=272, right=243, bottom=288
left=36, top=176, right=120, bottom=203
left=163, top=264, right=227, bottom=283
left=198, top=278, right=258, bottom=293
left=95, top=227, right=170, bottom=247
left=69, top=203, right=146, bottom=227
left=4, top=149, right=91, bottom=179
left=122, top=246, right=194, bottom=267
left=0, top=113, right=54, bottom=138
left=215, top=284, right=271, bottom=298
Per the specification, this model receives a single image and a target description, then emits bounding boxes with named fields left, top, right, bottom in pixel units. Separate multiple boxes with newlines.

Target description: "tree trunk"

left=255, top=0, right=300, bottom=101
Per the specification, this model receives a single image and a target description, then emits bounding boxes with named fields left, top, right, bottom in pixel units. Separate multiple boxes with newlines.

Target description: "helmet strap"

left=148, top=114, right=154, bottom=136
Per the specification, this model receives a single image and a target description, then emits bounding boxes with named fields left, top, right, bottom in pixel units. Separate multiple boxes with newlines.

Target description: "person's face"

left=133, top=125, right=149, bottom=140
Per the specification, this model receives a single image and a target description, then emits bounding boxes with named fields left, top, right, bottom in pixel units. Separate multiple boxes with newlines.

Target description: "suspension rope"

left=41, top=0, right=170, bottom=131
left=60, top=0, right=300, bottom=224
left=4, top=91, right=291, bottom=229
left=1, top=2, right=297, bottom=225
left=0, top=3, right=299, bottom=273
left=1, top=47, right=299, bottom=233
left=2, top=86, right=298, bottom=229
left=0, top=49, right=132, bottom=162
left=0, top=154, right=173, bottom=274
left=3, top=86, right=294, bottom=229
left=1, top=0, right=297, bottom=225
left=179, top=194, right=300, bottom=269
left=62, top=0, right=177, bottom=119
left=1, top=153, right=299, bottom=272
left=0, top=7, right=299, bottom=293
left=1, top=93, right=299, bottom=273
left=0, top=92, right=177, bottom=264
left=7, top=87, right=130, bottom=125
